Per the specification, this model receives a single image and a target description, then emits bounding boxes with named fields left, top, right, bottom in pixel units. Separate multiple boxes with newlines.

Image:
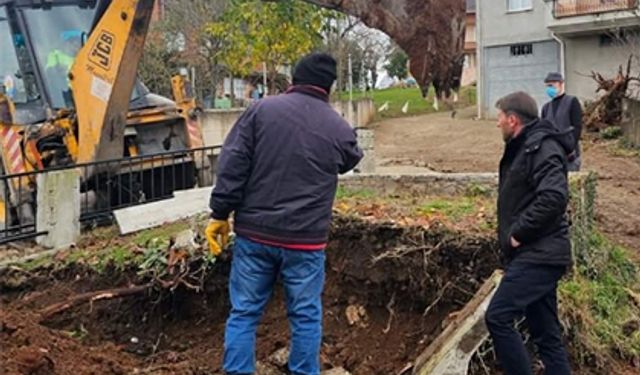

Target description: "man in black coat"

left=486, top=91, right=573, bottom=375
left=542, top=72, right=583, bottom=171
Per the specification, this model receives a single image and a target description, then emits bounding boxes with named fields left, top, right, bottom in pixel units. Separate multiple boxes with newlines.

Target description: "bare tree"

left=350, top=25, right=389, bottom=90
left=302, top=0, right=466, bottom=100
left=582, top=30, right=640, bottom=131
left=158, top=0, right=228, bottom=104
left=320, top=14, right=362, bottom=91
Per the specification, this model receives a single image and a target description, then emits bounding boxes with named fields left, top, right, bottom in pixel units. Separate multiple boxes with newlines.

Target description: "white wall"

left=565, top=34, right=640, bottom=102
left=479, top=0, right=553, bottom=47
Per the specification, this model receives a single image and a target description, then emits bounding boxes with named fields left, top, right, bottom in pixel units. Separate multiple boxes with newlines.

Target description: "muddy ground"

left=0, top=217, right=499, bottom=375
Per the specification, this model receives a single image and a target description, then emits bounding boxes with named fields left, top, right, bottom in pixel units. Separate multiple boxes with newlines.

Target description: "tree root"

left=38, top=283, right=152, bottom=322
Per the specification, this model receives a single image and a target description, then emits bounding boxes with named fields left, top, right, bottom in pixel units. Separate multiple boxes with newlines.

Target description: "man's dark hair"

left=495, top=91, right=539, bottom=123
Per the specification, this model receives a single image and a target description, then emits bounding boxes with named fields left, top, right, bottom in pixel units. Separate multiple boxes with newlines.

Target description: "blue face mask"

left=546, top=86, right=558, bottom=99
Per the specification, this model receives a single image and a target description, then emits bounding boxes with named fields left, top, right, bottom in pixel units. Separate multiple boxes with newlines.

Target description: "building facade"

left=462, top=0, right=478, bottom=86
left=477, top=0, right=640, bottom=118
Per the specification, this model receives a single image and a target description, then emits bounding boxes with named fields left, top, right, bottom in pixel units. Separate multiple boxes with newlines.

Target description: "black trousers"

left=485, top=260, right=571, bottom=375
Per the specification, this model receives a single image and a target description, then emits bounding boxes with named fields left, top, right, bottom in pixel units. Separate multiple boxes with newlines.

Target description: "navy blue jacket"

left=210, top=87, right=363, bottom=246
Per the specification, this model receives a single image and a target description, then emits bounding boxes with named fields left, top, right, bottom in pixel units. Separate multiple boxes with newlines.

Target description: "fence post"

left=36, top=169, right=80, bottom=249
left=355, top=128, right=376, bottom=174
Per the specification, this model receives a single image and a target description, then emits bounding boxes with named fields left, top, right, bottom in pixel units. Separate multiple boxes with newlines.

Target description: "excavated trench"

left=0, top=216, right=500, bottom=374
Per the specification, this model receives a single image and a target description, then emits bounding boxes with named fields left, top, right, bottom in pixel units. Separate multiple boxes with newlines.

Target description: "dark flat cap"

left=544, top=72, right=564, bottom=83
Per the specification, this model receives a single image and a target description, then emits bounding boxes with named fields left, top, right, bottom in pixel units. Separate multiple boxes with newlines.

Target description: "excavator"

left=0, top=0, right=211, bottom=233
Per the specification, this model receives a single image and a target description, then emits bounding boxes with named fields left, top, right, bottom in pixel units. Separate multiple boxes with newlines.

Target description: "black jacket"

left=498, top=118, right=573, bottom=266
left=541, top=94, right=582, bottom=157
left=209, top=86, right=363, bottom=246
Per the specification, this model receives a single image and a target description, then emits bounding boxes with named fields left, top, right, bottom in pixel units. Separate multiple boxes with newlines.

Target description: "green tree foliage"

left=207, top=0, right=325, bottom=94
left=385, top=48, right=408, bottom=80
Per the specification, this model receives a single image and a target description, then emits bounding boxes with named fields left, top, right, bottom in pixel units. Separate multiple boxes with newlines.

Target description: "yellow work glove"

left=205, top=219, right=230, bottom=256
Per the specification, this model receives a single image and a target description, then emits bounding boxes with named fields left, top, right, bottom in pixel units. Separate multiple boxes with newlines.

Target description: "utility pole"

left=191, top=67, right=196, bottom=98
left=348, top=53, right=353, bottom=102
left=262, top=62, right=268, bottom=96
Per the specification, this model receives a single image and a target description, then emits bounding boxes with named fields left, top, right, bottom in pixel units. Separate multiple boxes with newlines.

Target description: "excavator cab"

left=1, top=1, right=98, bottom=121
left=1, top=0, right=209, bottom=230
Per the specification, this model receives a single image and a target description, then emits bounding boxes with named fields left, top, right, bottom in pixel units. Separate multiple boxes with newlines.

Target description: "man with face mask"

left=486, top=92, right=573, bottom=375
left=541, top=72, right=583, bottom=171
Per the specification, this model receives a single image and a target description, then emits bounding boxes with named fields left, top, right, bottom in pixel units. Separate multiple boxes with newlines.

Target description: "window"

left=508, top=0, right=532, bottom=12
left=22, top=5, right=97, bottom=109
left=510, top=43, right=533, bottom=56
left=0, top=8, right=37, bottom=103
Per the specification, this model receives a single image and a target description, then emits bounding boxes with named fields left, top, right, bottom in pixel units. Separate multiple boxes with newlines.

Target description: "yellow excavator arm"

left=70, top=0, right=154, bottom=164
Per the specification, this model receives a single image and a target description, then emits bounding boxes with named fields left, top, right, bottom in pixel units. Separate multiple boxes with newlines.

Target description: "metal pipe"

left=551, top=32, right=566, bottom=83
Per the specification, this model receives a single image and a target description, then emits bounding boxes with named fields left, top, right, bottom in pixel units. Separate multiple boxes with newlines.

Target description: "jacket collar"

left=525, top=118, right=575, bottom=154
left=286, top=85, right=330, bottom=102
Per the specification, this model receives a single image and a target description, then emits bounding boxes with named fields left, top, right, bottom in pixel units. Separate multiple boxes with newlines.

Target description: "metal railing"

left=554, top=0, right=638, bottom=18
left=1, top=169, right=46, bottom=244
left=1, top=145, right=221, bottom=245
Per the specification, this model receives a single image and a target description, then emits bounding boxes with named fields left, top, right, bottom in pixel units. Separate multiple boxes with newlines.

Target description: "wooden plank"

left=413, top=270, right=503, bottom=375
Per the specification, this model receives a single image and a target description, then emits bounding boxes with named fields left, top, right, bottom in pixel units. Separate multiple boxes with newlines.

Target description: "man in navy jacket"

left=207, top=53, right=362, bottom=375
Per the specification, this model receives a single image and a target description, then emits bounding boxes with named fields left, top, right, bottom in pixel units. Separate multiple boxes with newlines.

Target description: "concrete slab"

left=36, top=170, right=80, bottom=249
left=114, top=187, right=212, bottom=235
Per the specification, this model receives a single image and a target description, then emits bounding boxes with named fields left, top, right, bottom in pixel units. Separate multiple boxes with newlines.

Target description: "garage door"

left=483, top=40, right=560, bottom=118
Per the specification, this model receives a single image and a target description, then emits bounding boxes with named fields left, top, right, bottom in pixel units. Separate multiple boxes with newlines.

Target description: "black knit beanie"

left=292, top=53, right=337, bottom=93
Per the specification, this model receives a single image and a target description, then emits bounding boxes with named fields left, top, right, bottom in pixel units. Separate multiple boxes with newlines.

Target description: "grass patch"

left=133, top=220, right=192, bottom=246
left=93, top=245, right=143, bottom=273
left=600, top=126, right=624, bottom=140
left=417, top=198, right=477, bottom=221
left=20, top=254, right=56, bottom=271
left=335, top=186, right=376, bottom=200
left=13, top=219, right=196, bottom=274
left=336, top=85, right=477, bottom=120
left=465, top=182, right=493, bottom=198
left=559, top=232, right=640, bottom=369
left=607, top=137, right=640, bottom=159
left=334, top=187, right=495, bottom=234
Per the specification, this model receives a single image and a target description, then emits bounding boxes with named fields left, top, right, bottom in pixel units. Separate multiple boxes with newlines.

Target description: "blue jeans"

left=223, top=236, right=325, bottom=375
left=485, top=260, right=571, bottom=375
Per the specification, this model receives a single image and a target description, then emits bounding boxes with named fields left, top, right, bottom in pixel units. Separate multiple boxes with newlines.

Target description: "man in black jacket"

left=542, top=72, right=583, bottom=171
left=206, top=53, right=362, bottom=375
left=485, top=92, right=573, bottom=375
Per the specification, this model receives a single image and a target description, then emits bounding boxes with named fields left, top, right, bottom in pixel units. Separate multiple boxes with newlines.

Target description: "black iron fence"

left=1, top=145, right=221, bottom=245
left=1, top=168, right=45, bottom=244
left=554, top=0, right=638, bottom=18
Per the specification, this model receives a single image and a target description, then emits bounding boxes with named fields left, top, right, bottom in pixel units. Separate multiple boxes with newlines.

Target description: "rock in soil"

left=268, top=347, right=290, bottom=368
left=322, top=367, right=352, bottom=375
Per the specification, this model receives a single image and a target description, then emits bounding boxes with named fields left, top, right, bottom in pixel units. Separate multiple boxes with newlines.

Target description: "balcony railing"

left=554, top=0, right=638, bottom=18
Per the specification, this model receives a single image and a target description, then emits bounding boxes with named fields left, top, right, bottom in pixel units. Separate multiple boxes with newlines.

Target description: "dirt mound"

left=0, top=217, right=499, bottom=374
left=0, top=308, right=138, bottom=374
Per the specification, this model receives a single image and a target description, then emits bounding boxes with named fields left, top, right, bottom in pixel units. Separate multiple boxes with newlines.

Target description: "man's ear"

left=507, top=113, right=518, bottom=127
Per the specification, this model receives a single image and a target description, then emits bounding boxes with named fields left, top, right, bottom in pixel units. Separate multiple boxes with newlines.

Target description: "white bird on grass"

left=401, top=101, right=409, bottom=114
left=378, top=101, right=389, bottom=112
